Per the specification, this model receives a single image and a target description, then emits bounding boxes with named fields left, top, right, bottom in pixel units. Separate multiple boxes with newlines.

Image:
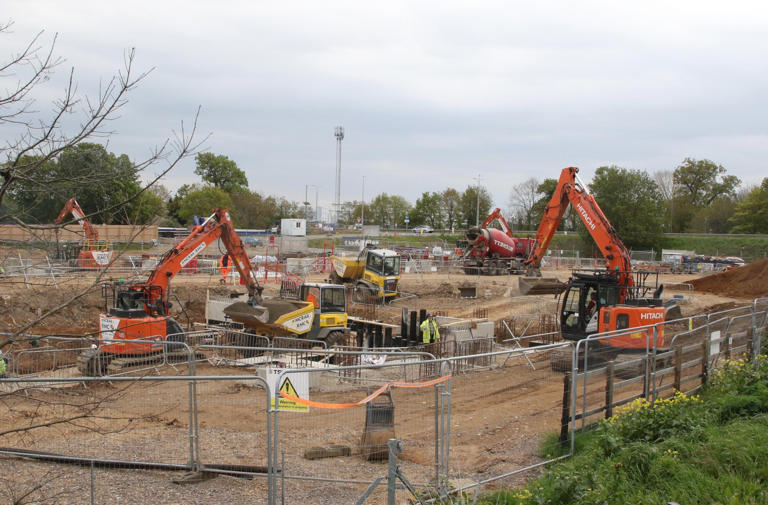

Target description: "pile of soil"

left=689, top=258, right=768, bottom=299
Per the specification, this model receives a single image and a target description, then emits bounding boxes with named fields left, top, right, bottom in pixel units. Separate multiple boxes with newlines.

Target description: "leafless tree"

left=0, top=21, right=205, bottom=224
left=509, top=177, right=540, bottom=231
left=0, top=22, right=205, bottom=349
left=653, top=170, right=676, bottom=202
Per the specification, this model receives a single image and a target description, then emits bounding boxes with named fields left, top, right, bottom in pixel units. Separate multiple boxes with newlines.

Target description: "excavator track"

left=77, top=348, right=205, bottom=377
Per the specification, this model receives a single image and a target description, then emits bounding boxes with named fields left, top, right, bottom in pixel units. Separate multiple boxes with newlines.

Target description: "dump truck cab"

left=298, top=282, right=349, bottom=344
left=330, top=247, right=401, bottom=301
left=362, top=249, right=400, bottom=300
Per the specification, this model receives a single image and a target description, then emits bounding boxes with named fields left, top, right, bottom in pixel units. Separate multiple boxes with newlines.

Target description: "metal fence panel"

left=272, top=360, right=448, bottom=505
left=0, top=375, right=271, bottom=505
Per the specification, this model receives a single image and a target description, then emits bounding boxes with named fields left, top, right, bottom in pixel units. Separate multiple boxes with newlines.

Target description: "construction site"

left=1, top=180, right=767, bottom=505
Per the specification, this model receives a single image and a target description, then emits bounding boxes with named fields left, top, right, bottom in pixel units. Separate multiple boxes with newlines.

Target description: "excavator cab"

left=560, top=273, right=621, bottom=341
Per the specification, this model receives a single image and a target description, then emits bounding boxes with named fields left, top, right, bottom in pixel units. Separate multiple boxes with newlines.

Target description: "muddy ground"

left=0, top=265, right=760, bottom=504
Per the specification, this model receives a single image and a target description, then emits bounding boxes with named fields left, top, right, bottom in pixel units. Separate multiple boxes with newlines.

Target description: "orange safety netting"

left=278, top=374, right=451, bottom=409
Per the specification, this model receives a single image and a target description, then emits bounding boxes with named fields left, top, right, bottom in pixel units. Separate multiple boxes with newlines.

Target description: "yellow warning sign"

left=267, top=369, right=309, bottom=412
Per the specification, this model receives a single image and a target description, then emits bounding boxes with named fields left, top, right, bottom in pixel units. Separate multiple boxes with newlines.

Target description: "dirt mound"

left=689, top=258, right=768, bottom=299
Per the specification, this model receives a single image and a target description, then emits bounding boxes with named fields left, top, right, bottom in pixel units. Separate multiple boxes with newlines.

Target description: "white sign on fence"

left=266, top=368, right=309, bottom=412
left=710, top=330, right=720, bottom=356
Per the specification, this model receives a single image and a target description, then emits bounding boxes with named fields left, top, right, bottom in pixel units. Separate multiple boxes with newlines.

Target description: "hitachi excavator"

left=520, top=167, right=679, bottom=368
left=55, top=197, right=112, bottom=269
left=77, top=209, right=325, bottom=376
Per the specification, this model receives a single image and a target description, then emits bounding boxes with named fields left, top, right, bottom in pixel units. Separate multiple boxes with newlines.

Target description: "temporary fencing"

left=270, top=360, right=453, bottom=505
left=1, top=298, right=767, bottom=504
left=567, top=300, right=768, bottom=443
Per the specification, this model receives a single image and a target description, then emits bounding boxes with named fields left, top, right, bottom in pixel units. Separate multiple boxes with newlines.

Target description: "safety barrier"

left=1, top=300, right=767, bottom=504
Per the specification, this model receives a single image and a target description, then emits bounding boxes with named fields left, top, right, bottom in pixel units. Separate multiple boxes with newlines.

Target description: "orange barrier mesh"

left=279, top=374, right=451, bottom=409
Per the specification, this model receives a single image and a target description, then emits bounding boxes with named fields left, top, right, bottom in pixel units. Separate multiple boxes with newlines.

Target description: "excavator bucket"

left=518, top=276, right=566, bottom=296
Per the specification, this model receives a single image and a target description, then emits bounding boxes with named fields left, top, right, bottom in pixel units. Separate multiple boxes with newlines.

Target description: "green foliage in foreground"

left=472, top=354, right=768, bottom=505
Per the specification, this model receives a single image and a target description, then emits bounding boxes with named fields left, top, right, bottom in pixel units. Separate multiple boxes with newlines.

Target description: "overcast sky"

left=4, top=1, right=768, bottom=215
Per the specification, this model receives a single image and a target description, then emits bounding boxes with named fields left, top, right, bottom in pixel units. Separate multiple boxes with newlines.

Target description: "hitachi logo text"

left=576, top=203, right=596, bottom=231
left=640, top=312, right=665, bottom=320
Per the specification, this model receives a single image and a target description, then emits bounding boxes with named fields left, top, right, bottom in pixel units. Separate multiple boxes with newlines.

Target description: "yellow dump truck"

left=209, top=282, right=350, bottom=347
left=330, top=248, right=401, bottom=301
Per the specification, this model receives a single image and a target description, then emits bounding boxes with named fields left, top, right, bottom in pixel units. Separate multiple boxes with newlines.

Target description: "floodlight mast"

left=334, top=126, right=344, bottom=226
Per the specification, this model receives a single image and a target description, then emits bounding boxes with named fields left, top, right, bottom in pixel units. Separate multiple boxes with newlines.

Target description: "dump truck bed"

left=223, top=299, right=315, bottom=336
left=330, top=255, right=365, bottom=280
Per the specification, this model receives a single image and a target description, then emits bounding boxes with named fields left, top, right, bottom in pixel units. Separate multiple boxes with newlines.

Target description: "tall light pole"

left=361, top=175, right=365, bottom=227
left=474, top=174, right=483, bottom=227
left=304, top=185, right=311, bottom=222
left=309, top=184, right=318, bottom=222
left=334, top=126, right=344, bottom=226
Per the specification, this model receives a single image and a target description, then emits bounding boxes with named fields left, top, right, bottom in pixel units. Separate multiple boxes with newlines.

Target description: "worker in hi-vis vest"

left=219, top=253, right=232, bottom=283
left=420, top=313, right=440, bottom=344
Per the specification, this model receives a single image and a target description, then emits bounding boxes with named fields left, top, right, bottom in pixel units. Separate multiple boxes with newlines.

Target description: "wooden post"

left=701, top=340, right=709, bottom=386
left=605, top=362, right=615, bottom=419
left=559, top=372, right=572, bottom=445
left=674, top=346, right=682, bottom=392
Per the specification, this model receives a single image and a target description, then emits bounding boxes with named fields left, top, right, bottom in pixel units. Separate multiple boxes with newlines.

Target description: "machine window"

left=382, top=257, right=400, bottom=276
left=616, top=313, right=630, bottom=330
left=367, top=254, right=383, bottom=274
left=321, top=287, right=346, bottom=313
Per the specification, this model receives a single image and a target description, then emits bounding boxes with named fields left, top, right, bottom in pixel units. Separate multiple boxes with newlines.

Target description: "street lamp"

left=361, top=175, right=365, bottom=227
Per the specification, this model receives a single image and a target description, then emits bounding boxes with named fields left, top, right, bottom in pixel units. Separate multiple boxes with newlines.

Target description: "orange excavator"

left=55, top=197, right=112, bottom=269
left=77, top=208, right=268, bottom=375
left=521, top=167, right=678, bottom=363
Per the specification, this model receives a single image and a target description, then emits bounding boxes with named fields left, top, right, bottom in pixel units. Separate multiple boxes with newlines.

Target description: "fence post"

left=559, top=372, right=571, bottom=445
left=674, top=346, right=682, bottom=392
left=45, top=255, right=58, bottom=288
left=605, top=362, right=614, bottom=419
left=387, top=439, right=402, bottom=505
left=701, top=340, right=709, bottom=386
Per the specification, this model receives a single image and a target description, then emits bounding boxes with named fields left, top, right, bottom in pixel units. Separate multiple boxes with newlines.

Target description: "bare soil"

left=0, top=265, right=754, bottom=504
left=689, top=257, right=768, bottom=299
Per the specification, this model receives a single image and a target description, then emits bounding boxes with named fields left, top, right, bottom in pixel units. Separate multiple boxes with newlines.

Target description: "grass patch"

left=468, top=354, right=768, bottom=505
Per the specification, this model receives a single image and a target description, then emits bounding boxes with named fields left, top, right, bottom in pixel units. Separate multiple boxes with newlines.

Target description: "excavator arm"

left=524, top=167, right=633, bottom=298
left=143, top=209, right=263, bottom=313
left=55, top=197, right=99, bottom=240
left=480, top=208, right=514, bottom=238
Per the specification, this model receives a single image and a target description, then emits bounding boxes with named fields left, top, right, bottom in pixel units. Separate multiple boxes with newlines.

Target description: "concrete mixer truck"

left=461, top=208, right=535, bottom=275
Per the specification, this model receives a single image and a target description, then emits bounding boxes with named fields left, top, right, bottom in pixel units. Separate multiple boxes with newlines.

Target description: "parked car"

left=412, top=225, right=434, bottom=233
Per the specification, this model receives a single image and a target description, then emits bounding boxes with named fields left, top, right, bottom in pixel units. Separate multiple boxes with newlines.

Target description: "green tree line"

left=6, top=144, right=766, bottom=246
left=508, top=159, right=767, bottom=254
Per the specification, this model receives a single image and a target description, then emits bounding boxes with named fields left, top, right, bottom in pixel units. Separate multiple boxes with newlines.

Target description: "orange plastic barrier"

left=279, top=374, right=451, bottom=409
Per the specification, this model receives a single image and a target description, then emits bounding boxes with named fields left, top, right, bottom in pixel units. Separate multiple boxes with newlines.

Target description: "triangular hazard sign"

left=280, top=377, right=299, bottom=398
